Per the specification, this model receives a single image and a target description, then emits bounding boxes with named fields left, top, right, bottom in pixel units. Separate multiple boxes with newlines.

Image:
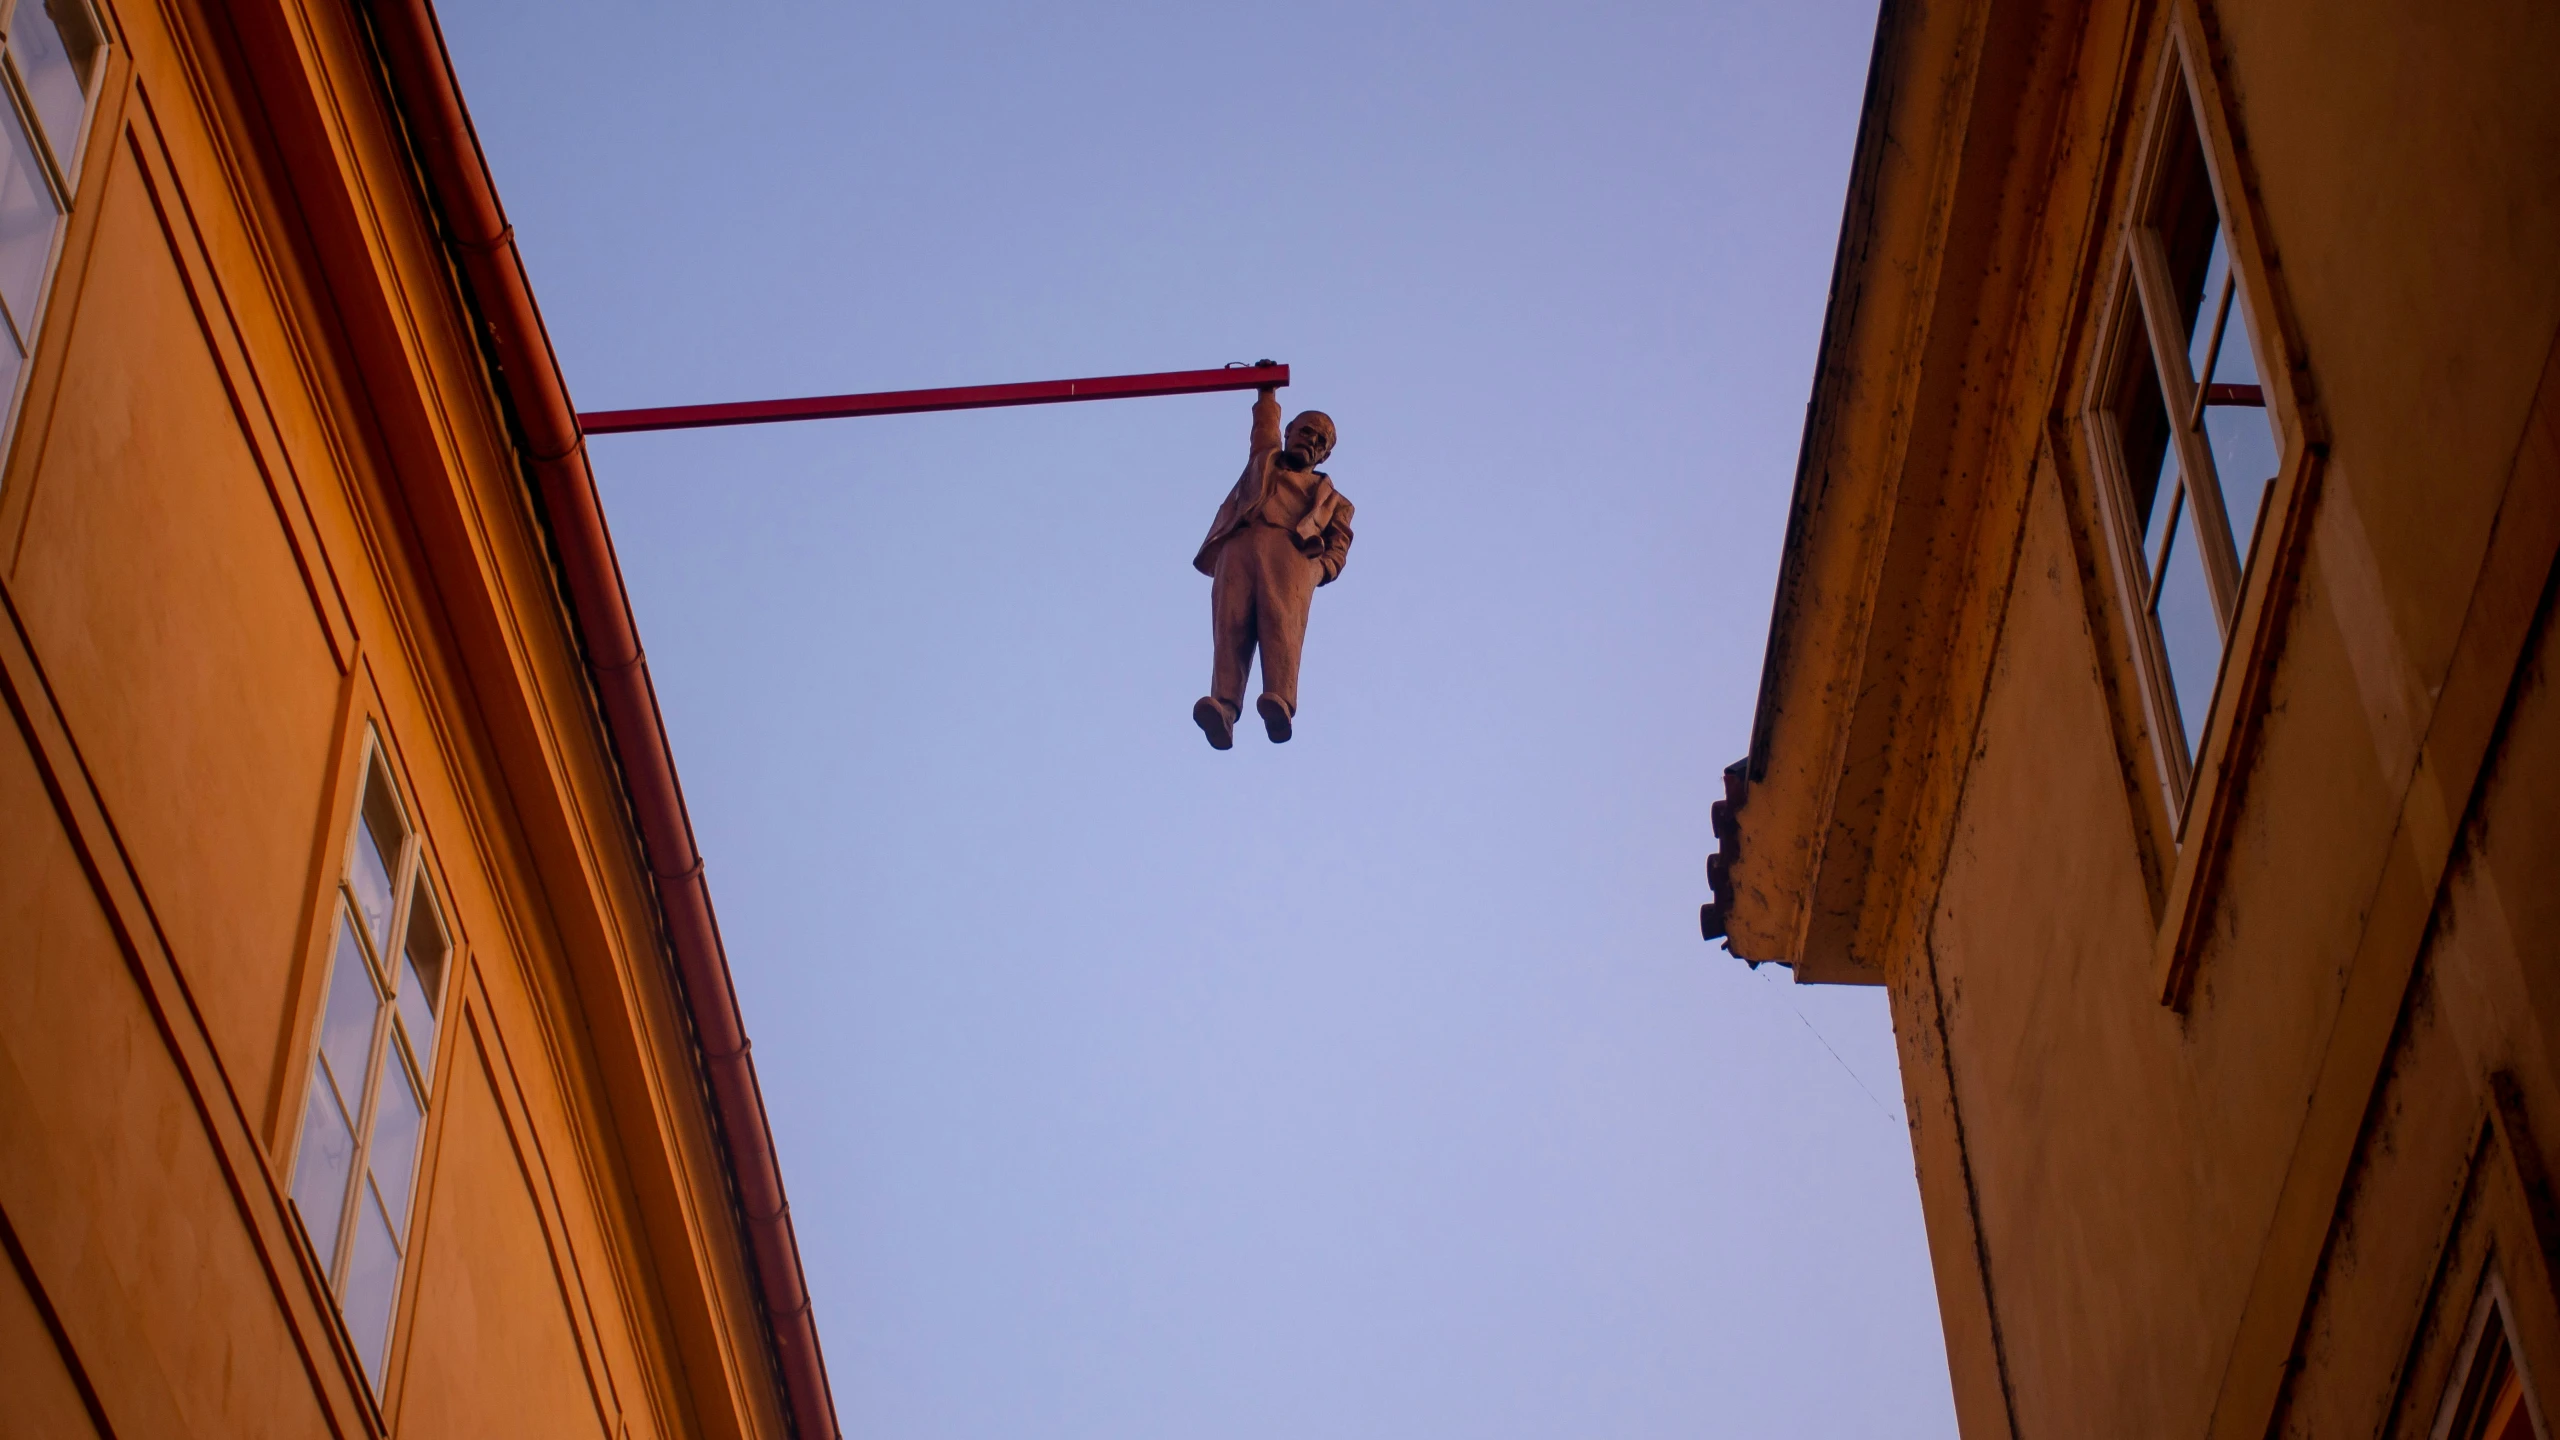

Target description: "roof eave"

left=360, top=3, right=839, bottom=1434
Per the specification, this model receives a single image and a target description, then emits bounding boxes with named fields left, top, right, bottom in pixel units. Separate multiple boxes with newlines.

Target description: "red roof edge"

left=361, top=3, right=839, bottom=1435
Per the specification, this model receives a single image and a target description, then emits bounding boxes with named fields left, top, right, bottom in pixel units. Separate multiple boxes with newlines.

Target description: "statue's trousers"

left=1208, top=523, right=1321, bottom=719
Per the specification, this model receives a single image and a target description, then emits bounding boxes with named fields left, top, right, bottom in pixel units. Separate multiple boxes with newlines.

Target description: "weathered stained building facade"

left=1709, top=0, right=2560, bottom=1435
left=0, top=0, right=835, bottom=1436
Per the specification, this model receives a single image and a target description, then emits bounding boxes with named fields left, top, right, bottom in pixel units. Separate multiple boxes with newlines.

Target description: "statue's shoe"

left=1193, top=697, right=1234, bottom=750
left=1257, top=694, right=1293, bottom=744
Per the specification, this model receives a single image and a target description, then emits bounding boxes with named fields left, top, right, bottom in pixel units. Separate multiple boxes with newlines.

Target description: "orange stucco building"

left=0, top=1, right=835, bottom=1436
left=1710, top=0, right=2560, bottom=1436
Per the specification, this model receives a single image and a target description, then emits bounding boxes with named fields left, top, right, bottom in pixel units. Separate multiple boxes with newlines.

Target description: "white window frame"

left=2073, top=9, right=2323, bottom=1008
left=2082, top=32, right=2294, bottom=822
left=2432, top=1269, right=2551, bottom=1440
left=0, top=0, right=108, bottom=445
left=286, top=726, right=455, bottom=1393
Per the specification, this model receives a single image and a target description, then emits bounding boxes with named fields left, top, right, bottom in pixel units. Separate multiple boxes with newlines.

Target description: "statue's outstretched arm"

left=1250, top=385, right=1282, bottom=458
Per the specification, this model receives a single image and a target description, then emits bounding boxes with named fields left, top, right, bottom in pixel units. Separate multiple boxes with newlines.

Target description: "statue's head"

left=1284, top=410, right=1336, bottom=468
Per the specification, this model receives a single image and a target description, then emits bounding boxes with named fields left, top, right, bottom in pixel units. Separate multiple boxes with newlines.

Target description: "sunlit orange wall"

left=1870, top=2, right=2560, bottom=1437
left=0, top=2, right=785, bottom=1437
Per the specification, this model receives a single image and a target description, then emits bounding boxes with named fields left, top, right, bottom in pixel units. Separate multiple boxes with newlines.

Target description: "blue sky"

left=437, top=3, right=1953, bottom=1435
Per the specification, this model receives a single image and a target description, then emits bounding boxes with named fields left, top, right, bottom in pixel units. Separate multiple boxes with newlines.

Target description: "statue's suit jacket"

left=1193, top=392, right=1355, bottom=583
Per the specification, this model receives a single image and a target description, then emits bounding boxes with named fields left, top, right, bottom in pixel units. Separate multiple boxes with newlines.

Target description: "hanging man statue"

left=1192, top=373, right=1354, bottom=749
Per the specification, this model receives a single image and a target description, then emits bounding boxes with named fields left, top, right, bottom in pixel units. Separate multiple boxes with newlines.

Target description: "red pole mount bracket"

left=578, top=362, right=1290, bottom=437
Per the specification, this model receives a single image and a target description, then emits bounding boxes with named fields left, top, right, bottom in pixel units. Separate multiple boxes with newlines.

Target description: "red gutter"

left=363, top=3, right=838, bottom=1435
left=582, top=363, right=1289, bottom=435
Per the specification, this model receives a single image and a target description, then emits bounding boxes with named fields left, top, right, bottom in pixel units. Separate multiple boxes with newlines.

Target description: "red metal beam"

left=579, top=363, right=1290, bottom=436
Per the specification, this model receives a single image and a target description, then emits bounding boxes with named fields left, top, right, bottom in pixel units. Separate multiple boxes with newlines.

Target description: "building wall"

left=0, top=1, right=783, bottom=1436
left=1897, top=0, right=2560, bottom=1434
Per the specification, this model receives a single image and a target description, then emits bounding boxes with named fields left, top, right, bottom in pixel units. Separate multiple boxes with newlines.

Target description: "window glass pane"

left=0, top=323, right=22, bottom=406
left=2199, top=263, right=2256, bottom=389
left=2144, top=459, right=2180, bottom=585
left=395, top=978, right=436, bottom=1078
left=2116, top=336, right=2174, bottom=539
left=2171, top=220, right=2219, bottom=345
left=0, top=96, right=57, bottom=339
left=348, top=819, right=395, bottom=953
left=2188, top=233, right=2233, bottom=379
left=2481, top=1359, right=2528, bottom=1440
left=2154, top=97, right=2220, bottom=346
left=289, top=1077, right=356, bottom=1272
left=397, top=880, right=446, bottom=1073
left=2206, top=408, right=2276, bottom=565
left=343, top=1185, right=403, bottom=1387
left=367, top=1045, right=425, bottom=1231
left=318, top=916, right=380, bottom=1104
left=10, top=0, right=100, bottom=170
left=351, top=767, right=406, bottom=954
left=2200, top=276, right=2280, bottom=565
left=2155, top=502, right=2224, bottom=754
